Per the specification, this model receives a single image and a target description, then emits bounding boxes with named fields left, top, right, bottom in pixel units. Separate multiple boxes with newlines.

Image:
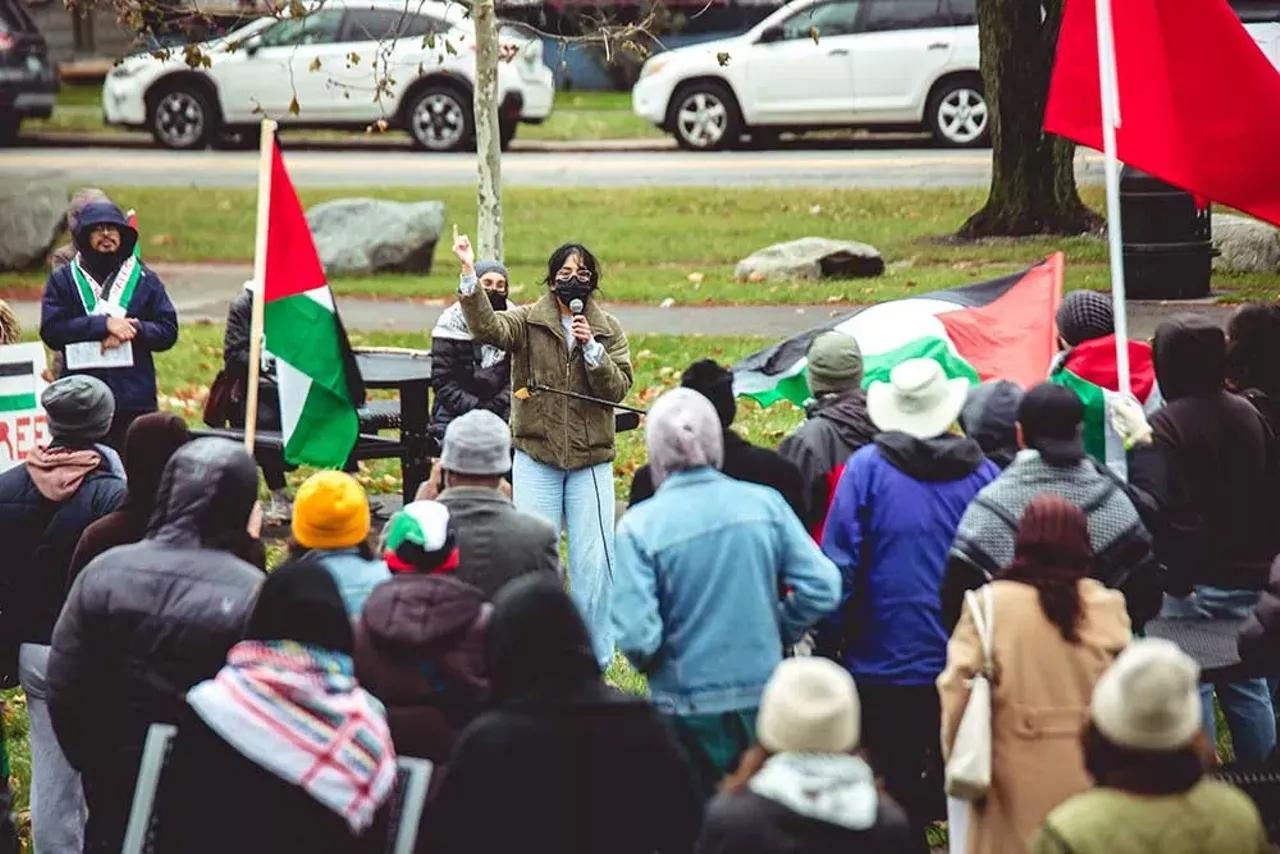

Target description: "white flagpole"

left=244, top=118, right=277, bottom=455
left=1095, top=0, right=1131, bottom=398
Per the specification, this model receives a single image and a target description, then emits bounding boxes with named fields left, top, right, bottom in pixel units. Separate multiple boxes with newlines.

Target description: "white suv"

left=103, top=0, right=555, bottom=151
left=633, top=0, right=984, bottom=150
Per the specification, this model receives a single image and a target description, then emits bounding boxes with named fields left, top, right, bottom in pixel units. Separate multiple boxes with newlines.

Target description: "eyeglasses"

left=555, top=269, right=594, bottom=283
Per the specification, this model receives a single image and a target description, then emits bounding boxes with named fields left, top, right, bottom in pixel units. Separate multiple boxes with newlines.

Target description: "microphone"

left=569, top=298, right=584, bottom=320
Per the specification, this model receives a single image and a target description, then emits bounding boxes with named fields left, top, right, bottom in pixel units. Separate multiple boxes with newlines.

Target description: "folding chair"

left=121, top=723, right=177, bottom=854
left=122, top=722, right=434, bottom=854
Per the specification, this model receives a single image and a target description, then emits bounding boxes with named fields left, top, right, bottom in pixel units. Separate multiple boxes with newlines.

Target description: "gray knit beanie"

left=474, top=260, right=510, bottom=285
left=43, top=375, right=115, bottom=444
left=806, top=331, right=864, bottom=396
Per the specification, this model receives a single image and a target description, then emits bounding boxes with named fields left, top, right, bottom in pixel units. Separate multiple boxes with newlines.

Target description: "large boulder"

left=735, top=237, right=884, bottom=283
left=0, top=175, right=65, bottom=272
left=307, top=198, right=446, bottom=276
left=1213, top=213, right=1280, bottom=274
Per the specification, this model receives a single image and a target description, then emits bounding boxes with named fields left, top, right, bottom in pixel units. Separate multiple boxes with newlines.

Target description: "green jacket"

left=460, top=288, right=632, bottom=471
left=1029, top=781, right=1269, bottom=854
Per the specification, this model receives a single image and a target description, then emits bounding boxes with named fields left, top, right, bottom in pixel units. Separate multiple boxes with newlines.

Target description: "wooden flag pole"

left=244, top=118, right=277, bottom=455
left=1095, top=0, right=1131, bottom=398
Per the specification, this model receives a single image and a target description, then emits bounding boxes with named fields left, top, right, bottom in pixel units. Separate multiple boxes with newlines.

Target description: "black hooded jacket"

left=421, top=574, right=703, bottom=854
left=778, top=389, right=878, bottom=535
left=47, top=439, right=264, bottom=850
left=1150, top=316, right=1280, bottom=593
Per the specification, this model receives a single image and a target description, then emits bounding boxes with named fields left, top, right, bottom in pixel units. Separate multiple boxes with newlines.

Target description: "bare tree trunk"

left=959, top=0, right=1102, bottom=238
left=473, top=0, right=504, bottom=260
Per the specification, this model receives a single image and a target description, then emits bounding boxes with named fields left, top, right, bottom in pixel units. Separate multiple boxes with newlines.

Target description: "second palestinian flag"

left=261, top=136, right=365, bottom=469
left=733, top=254, right=1064, bottom=407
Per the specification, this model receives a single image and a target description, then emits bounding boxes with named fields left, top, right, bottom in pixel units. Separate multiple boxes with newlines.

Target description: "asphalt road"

left=0, top=145, right=1106, bottom=189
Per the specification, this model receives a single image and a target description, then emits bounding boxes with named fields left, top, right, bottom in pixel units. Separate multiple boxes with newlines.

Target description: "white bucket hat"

left=866, top=358, right=970, bottom=440
left=756, top=658, right=860, bottom=754
left=1091, top=638, right=1203, bottom=752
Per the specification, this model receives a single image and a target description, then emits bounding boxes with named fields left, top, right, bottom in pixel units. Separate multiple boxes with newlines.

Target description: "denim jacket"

left=613, top=468, right=841, bottom=716
left=312, top=548, right=391, bottom=616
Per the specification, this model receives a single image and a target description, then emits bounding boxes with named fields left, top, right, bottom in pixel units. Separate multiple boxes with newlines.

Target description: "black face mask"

left=487, top=291, right=509, bottom=311
left=553, top=280, right=594, bottom=308
left=81, top=245, right=126, bottom=284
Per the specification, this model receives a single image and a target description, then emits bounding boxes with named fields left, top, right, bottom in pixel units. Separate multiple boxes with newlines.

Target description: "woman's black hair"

left=1082, top=722, right=1204, bottom=796
left=1226, top=301, right=1280, bottom=395
left=544, top=242, right=601, bottom=291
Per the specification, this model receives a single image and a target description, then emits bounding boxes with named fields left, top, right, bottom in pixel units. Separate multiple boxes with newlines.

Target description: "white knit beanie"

left=756, top=658, right=860, bottom=754
left=1091, top=638, right=1203, bottom=752
left=645, top=387, right=724, bottom=489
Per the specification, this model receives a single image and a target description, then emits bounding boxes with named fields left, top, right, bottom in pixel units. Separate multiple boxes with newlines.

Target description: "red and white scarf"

left=187, top=640, right=397, bottom=833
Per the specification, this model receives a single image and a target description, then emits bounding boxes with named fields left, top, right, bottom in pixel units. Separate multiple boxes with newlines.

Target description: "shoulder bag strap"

left=964, top=585, right=995, bottom=677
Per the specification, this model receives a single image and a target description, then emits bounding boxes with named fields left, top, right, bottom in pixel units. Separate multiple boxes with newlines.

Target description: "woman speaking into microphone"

left=453, top=228, right=633, bottom=670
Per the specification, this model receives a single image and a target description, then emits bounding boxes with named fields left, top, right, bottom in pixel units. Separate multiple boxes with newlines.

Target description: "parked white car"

left=102, top=0, right=555, bottom=151
left=633, top=0, right=986, bottom=150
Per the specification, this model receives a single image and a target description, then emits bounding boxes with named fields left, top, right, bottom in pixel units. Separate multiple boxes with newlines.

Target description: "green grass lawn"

left=26, top=85, right=661, bottom=141
left=2, top=184, right=1273, bottom=306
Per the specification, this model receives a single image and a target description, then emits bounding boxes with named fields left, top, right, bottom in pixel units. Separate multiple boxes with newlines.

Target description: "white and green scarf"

left=69, top=254, right=142, bottom=318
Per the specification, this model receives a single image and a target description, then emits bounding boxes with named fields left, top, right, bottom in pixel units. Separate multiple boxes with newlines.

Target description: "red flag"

left=1045, top=0, right=1280, bottom=227
left=263, top=140, right=327, bottom=303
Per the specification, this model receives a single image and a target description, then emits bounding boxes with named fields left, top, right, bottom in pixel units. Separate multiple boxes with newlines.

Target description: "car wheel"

left=149, top=85, right=217, bottom=150
left=668, top=82, right=742, bottom=152
left=406, top=85, right=473, bottom=153
left=927, top=78, right=990, bottom=148
left=0, top=112, right=19, bottom=146
left=499, top=121, right=516, bottom=151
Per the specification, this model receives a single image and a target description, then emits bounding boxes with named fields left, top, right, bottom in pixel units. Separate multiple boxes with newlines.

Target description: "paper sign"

left=0, top=343, right=49, bottom=473
left=65, top=340, right=134, bottom=371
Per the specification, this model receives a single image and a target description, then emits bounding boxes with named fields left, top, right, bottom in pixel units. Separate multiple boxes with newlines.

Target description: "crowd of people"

left=0, top=200, right=1278, bottom=854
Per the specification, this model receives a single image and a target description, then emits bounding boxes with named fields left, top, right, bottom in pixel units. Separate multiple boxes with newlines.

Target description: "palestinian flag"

left=0, top=358, right=36, bottom=413
left=733, top=254, right=1064, bottom=407
left=1050, top=335, right=1160, bottom=479
left=261, top=137, right=365, bottom=469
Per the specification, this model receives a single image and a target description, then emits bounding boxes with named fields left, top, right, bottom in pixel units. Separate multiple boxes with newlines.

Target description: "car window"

left=946, top=0, right=976, bottom=26
left=257, top=9, right=345, bottom=48
left=860, top=0, right=950, bottom=32
left=779, top=0, right=861, bottom=40
left=339, top=8, right=448, bottom=43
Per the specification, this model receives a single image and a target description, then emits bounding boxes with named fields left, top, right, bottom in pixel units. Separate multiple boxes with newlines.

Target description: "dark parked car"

left=0, top=0, right=57, bottom=143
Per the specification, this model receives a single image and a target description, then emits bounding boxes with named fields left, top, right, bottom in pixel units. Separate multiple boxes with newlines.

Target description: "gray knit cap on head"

left=474, top=260, right=510, bottom=286
left=1057, top=291, right=1115, bottom=346
left=441, top=410, right=511, bottom=476
left=67, top=188, right=110, bottom=234
left=806, top=331, right=864, bottom=396
left=646, top=387, right=724, bottom=489
left=42, top=375, right=115, bottom=444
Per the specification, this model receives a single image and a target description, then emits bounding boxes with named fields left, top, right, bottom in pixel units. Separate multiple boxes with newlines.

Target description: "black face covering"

left=487, top=290, right=509, bottom=311
left=553, top=280, right=594, bottom=308
left=81, top=245, right=127, bottom=285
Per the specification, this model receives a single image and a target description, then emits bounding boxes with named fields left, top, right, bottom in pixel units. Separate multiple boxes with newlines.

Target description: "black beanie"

left=681, top=359, right=736, bottom=429
left=246, top=558, right=354, bottom=655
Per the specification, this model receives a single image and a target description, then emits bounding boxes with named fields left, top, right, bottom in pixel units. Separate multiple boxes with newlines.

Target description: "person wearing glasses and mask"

left=453, top=228, right=633, bottom=671
left=430, top=260, right=514, bottom=441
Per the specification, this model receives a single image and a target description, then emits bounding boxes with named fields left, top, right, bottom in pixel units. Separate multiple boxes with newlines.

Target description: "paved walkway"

left=8, top=261, right=1233, bottom=340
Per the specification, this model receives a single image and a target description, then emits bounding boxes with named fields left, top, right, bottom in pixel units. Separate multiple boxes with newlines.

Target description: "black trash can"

left=1119, top=166, right=1215, bottom=300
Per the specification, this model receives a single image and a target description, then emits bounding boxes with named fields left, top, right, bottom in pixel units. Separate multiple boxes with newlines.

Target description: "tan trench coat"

left=938, top=579, right=1131, bottom=854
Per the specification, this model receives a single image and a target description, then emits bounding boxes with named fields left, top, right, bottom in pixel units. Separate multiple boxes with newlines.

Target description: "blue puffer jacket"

left=0, top=444, right=126, bottom=648
left=40, top=203, right=179, bottom=413
left=818, top=432, right=998, bottom=686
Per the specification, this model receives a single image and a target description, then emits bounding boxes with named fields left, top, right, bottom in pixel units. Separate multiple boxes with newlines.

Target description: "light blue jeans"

left=513, top=450, right=616, bottom=669
left=1161, top=587, right=1277, bottom=763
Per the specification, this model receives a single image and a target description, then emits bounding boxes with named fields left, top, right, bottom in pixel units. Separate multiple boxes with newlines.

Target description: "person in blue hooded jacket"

left=40, top=202, right=179, bottom=451
left=817, top=357, right=998, bottom=854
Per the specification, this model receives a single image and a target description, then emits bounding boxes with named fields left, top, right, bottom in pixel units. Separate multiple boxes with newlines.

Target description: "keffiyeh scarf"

left=187, top=640, right=397, bottom=833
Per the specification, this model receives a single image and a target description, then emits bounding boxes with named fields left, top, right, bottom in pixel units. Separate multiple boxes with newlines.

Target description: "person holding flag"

left=40, top=202, right=178, bottom=451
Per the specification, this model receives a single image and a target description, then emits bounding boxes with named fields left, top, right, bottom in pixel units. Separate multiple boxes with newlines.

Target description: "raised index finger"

left=453, top=223, right=459, bottom=243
